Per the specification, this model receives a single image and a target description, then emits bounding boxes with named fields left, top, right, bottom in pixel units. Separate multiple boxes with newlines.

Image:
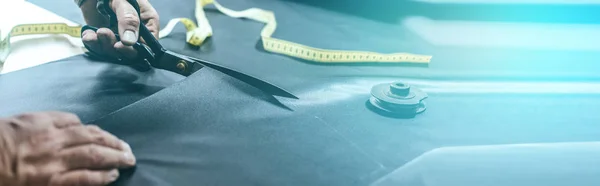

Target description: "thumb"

left=111, top=0, right=140, bottom=46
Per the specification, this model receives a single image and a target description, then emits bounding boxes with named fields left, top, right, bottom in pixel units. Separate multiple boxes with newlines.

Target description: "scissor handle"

left=95, top=0, right=137, bottom=32
left=80, top=25, right=153, bottom=72
left=96, top=0, right=165, bottom=55
left=80, top=0, right=164, bottom=71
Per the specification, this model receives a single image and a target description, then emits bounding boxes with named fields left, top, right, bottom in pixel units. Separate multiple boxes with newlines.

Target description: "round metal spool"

left=368, top=82, right=428, bottom=118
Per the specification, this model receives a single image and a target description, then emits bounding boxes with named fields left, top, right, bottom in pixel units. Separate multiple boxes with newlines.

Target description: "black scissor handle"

left=97, top=0, right=165, bottom=54
left=80, top=25, right=153, bottom=72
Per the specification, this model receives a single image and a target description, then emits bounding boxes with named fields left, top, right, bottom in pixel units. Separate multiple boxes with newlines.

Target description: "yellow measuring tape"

left=0, top=0, right=432, bottom=71
left=0, top=23, right=83, bottom=71
left=166, top=0, right=433, bottom=63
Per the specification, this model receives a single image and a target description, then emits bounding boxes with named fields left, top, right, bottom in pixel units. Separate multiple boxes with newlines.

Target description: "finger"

left=14, top=112, right=52, bottom=128
left=79, top=0, right=109, bottom=27
left=60, top=125, right=126, bottom=151
left=49, top=169, right=119, bottom=186
left=139, top=7, right=160, bottom=39
left=111, top=0, right=140, bottom=45
left=47, top=111, right=82, bottom=128
left=96, top=28, right=120, bottom=58
left=82, top=29, right=103, bottom=54
left=15, top=111, right=82, bottom=129
left=61, top=143, right=135, bottom=170
left=144, top=18, right=159, bottom=39
left=114, top=41, right=138, bottom=59
left=137, top=18, right=158, bottom=44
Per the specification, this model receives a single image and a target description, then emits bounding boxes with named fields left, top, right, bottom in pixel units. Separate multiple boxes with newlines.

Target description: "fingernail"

left=122, top=30, right=137, bottom=43
left=124, top=152, right=135, bottom=164
left=120, top=140, right=131, bottom=151
left=109, top=170, right=119, bottom=181
left=81, top=31, right=94, bottom=41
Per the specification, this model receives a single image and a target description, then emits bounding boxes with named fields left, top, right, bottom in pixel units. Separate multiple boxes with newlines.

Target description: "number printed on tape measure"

left=1, top=23, right=84, bottom=65
left=11, top=23, right=82, bottom=37
left=262, top=38, right=431, bottom=63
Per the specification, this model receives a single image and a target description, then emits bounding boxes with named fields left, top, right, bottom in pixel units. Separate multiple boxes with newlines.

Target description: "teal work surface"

left=2, top=0, right=600, bottom=185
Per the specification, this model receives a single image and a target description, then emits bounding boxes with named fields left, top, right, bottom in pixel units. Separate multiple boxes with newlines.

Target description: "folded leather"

left=94, top=67, right=386, bottom=186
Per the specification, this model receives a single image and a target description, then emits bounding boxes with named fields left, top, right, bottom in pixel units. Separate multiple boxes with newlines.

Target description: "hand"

left=80, top=0, right=160, bottom=60
left=0, top=111, right=136, bottom=186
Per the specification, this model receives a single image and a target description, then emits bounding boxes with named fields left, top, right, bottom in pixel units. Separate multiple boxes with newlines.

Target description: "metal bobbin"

left=368, top=82, right=428, bottom=118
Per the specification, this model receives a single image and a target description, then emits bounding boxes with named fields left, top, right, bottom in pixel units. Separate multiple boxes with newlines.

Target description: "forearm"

left=0, top=121, right=17, bottom=186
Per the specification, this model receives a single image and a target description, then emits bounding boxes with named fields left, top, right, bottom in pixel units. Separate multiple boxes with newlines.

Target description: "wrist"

left=0, top=120, right=17, bottom=185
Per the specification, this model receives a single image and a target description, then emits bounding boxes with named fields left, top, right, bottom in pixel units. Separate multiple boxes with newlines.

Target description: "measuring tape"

left=0, top=23, right=83, bottom=71
left=0, top=0, right=432, bottom=72
left=170, top=0, right=433, bottom=63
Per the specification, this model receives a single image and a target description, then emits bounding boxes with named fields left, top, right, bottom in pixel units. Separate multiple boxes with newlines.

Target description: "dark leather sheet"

left=0, top=57, right=183, bottom=121
left=4, top=57, right=600, bottom=186
left=3, top=0, right=600, bottom=185
left=91, top=66, right=600, bottom=186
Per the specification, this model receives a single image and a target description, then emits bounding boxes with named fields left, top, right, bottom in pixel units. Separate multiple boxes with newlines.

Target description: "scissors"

left=81, top=0, right=297, bottom=99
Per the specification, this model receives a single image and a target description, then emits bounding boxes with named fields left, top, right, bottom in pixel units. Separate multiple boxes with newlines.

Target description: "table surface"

left=2, top=0, right=600, bottom=186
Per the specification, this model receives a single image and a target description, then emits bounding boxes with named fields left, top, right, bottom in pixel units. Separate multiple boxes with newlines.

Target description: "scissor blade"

left=155, top=51, right=297, bottom=99
left=188, top=58, right=298, bottom=99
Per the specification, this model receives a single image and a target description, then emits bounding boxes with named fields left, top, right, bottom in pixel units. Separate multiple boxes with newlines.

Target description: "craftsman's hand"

left=0, top=111, right=135, bottom=186
left=80, top=0, right=159, bottom=59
